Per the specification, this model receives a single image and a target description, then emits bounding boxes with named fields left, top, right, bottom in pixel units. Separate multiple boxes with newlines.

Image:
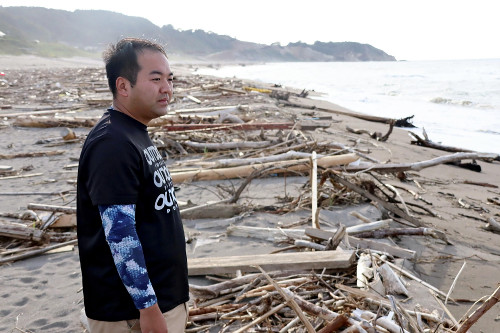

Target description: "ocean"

left=197, top=59, right=500, bottom=154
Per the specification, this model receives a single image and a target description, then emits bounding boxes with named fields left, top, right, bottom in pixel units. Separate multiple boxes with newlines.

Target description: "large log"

left=187, top=250, right=355, bottom=276
left=171, top=153, right=358, bottom=183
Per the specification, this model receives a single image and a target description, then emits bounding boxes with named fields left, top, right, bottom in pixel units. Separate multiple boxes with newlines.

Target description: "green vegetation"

left=0, top=36, right=34, bottom=55
left=0, top=6, right=395, bottom=61
left=0, top=37, right=99, bottom=58
left=33, top=42, right=99, bottom=58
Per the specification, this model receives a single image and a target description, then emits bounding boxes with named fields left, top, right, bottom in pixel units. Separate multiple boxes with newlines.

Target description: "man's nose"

left=162, top=80, right=173, bottom=97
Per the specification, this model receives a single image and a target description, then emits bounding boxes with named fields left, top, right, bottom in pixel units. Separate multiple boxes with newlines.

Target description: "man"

left=77, top=38, right=189, bottom=333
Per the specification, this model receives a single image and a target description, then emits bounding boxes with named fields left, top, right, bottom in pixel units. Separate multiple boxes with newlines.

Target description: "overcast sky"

left=2, top=0, right=499, bottom=61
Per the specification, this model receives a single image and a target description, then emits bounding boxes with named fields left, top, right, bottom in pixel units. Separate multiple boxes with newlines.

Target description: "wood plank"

left=187, top=250, right=355, bottom=276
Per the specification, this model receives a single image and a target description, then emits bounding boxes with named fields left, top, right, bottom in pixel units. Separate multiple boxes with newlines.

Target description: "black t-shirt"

left=77, top=109, right=189, bottom=321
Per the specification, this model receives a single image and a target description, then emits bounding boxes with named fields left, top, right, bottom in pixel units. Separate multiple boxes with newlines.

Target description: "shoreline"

left=0, top=55, right=499, bottom=332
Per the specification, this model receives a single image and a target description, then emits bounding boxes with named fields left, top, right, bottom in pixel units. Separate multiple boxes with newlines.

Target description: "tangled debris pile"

left=1, top=65, right=499, bottom=332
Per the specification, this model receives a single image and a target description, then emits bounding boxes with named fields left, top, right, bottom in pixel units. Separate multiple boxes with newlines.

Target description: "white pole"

left=311, top=151, right=319, bottom=228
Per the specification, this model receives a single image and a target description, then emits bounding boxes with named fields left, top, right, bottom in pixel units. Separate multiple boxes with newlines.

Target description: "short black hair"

left=103, top=38, right=167, bottom=97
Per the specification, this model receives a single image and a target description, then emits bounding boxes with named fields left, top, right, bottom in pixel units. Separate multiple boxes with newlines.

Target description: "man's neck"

left=111, top=102, right=150, bottom=126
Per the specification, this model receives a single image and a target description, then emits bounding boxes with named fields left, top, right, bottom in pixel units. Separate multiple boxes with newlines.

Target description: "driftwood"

left=287, top=96, right=395, bottom=124
left=377, top=263, right=409, bottom=296
left=0, top=191, right=72, bottom=196
left=373, top=253, right=449, bottom=299
left=326, top=172, right=422, bottom=227
left=171, top=153, right=358, bottom=183
left=353, top=227, right=449, bottom=243
left=356, top=253, right=372, bottom=288
left=410, top=131, right=475, bottom=153
left=182, top=140, right=273, bottom=151
left=325, top=224, right=346, bottom=251
left=186, top=95, right=202, bottom=104
left=0, top=106, right=84, bottom=118
left=186, top=251, right=450, bottom=332
left=211, top=150, right=318, bottom=169
left=13, top=116, right=97, bottom=128
left=343, top=152, right=498, bottom=174
left=359, top=310, right=410, bottom=333
left=346, top=121, right=394, bottom=142
left=187, top=250, right=355, bottom=276
left=170, top=104, right=248, bottom=115
left=256, top=266, right=316, bottom=333
left=456, top=285, right=500, bottom=333
left=0, top=150, right=65, bottom=159
left=27, top=203, right=77, bottom=214
left=317, top=315, right=349, bottom=333
left=0, top=220, right=48, bottom=243
left=0, top=173, right=43, bottom=181
left=281, top=288, right=366, bottom=332
left=180, top=203, right=242, bottom=220
left=305, top=228, right=416, bottom=260
left=216, top=113, right=244, bottom=124
left=0, top=210, right=39, bottom=222
left=483, top=217, right=500, bottom=233
left=228, top=221, right=390, bottom=242
left=189, top=270, right=302, bottom=298
left=232, top=304, right=287, bottom=333
left=218, top=87, right=247, bottom=95
left=160, top=122, right=294, bottom=132
left=0, top=239, right=78, bottom=265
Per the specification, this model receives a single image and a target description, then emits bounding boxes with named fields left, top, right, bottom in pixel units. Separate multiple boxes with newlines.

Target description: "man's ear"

left=116, top=77, right=130, bottom=97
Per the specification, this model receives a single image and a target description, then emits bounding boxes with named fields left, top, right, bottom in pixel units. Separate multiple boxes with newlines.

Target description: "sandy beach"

left=0, top=55, right=499, bottom=332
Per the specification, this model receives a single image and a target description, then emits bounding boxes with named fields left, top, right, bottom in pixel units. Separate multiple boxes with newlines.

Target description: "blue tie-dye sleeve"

left=98, top=204, right=157, bottom=310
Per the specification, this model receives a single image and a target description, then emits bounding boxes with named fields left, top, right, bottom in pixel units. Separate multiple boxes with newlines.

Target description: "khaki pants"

left=87, top=303, right=188, bottom=333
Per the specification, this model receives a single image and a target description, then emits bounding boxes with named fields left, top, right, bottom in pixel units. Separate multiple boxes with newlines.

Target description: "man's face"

left=127, top=49, right=173, bottom=124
